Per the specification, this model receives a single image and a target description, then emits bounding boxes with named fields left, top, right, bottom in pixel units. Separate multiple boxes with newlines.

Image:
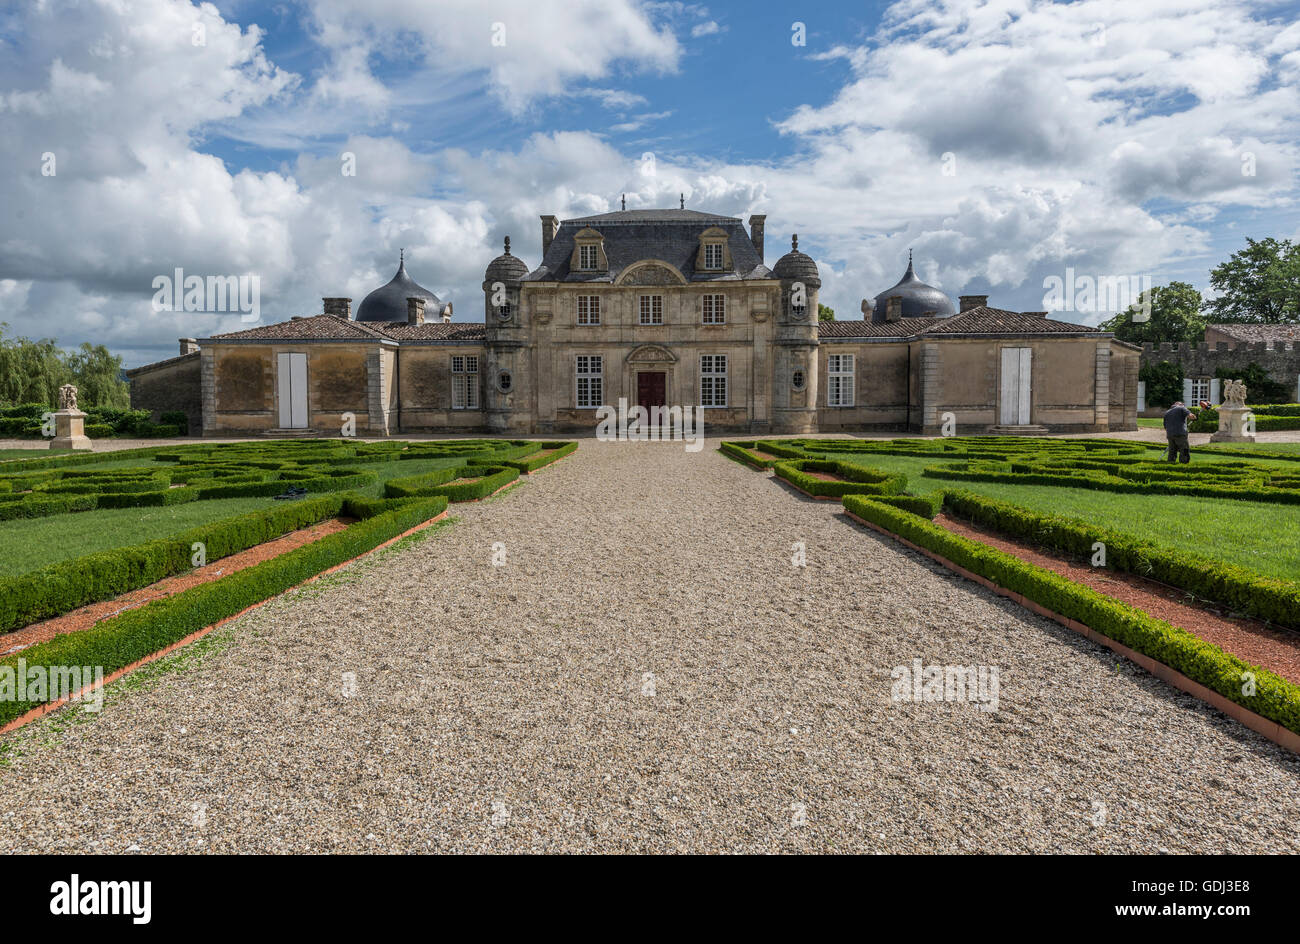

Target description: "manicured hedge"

left=868, top=491, right=945, bottom=519
left=774, top=458, right=906, bottom=498
left=385, top=463, right=520, bottom=502
left=0, top=494, right=448, bottom=727
left=941, top=489, right=1300, bottom=629
left=718, top=441, right=775, bottom=469
left=843, top=495, right=1300, bottom=736
left=502, top=441, right=577, bottom=473
left=0, top=495, right=348, bottom=634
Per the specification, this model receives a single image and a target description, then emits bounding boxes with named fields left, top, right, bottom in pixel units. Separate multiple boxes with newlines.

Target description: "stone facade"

left=131, top=208, right=1139, bottom=437
left=125, top=341, right=201, bottom=432
left=1138, top=337, right=1300, bottom=409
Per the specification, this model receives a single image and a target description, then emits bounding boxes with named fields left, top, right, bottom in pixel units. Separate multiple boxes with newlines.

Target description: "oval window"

left=497, top=302, right=513, bottom=322
left=497, top=370, right=513, bottom=393
left=791, top=368, right=806, bottom=391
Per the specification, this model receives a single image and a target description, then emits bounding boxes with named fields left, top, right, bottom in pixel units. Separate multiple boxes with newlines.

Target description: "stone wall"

left=127, top=353, right=201, bottom=432
left=1140, top=340, right=1300, bottom=382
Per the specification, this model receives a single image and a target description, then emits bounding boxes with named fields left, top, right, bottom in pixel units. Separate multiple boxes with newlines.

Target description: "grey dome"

left=484, top=236, right=528, bottom=282
left=356, top=254, right=442, bottom=323
left=871, top=254, right=955, bottom=321
left=772, top=234, right=820, bottom=283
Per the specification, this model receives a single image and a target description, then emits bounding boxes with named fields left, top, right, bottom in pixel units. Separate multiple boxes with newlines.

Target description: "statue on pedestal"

left=1210, top=379, right=1256, bottom=443
left=50, top=384, right=92, bottom=451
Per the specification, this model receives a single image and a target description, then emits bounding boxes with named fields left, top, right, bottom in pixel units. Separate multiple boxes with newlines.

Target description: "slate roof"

left=356, top=257, right=443, bottom=323
left=870, top=256, right=956, bottom=320
left=817, top=308, right=1104, bottom=339
left=524, top=209, right=769, bottom=283
left=1205, top=323, right=1300, bottom=343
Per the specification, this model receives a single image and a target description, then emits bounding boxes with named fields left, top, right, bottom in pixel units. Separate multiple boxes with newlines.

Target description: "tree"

left=0, top=324, right=129, bottom=409
left=817, top=303, right=835, bottom=321
left=1098, top=282, right=1205, bottom=343
left=66, top=343, right=129, bottom=409
left=1206, top=237, right=1300, bottom=323
left=1139, top=360, right=1184, bottom=409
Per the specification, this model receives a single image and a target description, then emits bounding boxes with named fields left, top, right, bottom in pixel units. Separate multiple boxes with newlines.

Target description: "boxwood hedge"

left=0, top=494, right=448, bottom=727
left=773, top=458, right=907, bottom=498
left=843, top=495, right=1300, bottom=736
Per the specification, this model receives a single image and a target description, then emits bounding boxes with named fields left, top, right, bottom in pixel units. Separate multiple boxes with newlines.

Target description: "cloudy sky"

left=2, top=0, right=1298, bottom=366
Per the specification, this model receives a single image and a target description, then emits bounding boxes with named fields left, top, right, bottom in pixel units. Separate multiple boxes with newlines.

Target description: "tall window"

left=702, top=294, right=725, bottom=324
left=827, top=353, right=854, bottom=407
left=578, top=245, right=598, bottom=270
left=703, top=243, right=724, bottom=270
left=577, top=295, right=601, bottom=325
left=576, top=355, right=603, bottom=408
left=451, top=355, right=479, bottom=410
left=639, top=294, right=663, bottom=325
left=700, top=354, right=727, bottom=408
left=1190, top=378, right=1211, bottom=403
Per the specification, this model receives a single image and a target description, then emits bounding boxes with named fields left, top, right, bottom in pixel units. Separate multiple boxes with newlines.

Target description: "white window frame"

left=575, top=355, right=603, bottom=409
left=1189, top=377, right=1211, bottom=403
left=827, top=353, right=854, bottom=407
left=700, top=354, right=728, bottom=408
left=451, top=355, right=480, bottom=410
left=702, top=294, right=726, bottom=325
left=703, top=243, right=724, bottom=270
left=639, top=294, right=663, bottom=325
left=578, top=244, right=598, bottom=270
left=577, top=295, right=601, bottom=325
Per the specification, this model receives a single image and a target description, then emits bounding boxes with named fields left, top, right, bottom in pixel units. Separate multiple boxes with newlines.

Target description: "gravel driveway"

left=1, top=438, right=1297, bottom=853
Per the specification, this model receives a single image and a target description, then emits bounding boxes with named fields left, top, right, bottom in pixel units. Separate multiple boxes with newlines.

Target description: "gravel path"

left=1, top=439, right=1298, bottom=853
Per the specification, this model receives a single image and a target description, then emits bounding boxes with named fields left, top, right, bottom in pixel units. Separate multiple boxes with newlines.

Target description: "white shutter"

left=1137, top=381, right=1146, bottom=413
left=1209, top=378, right=1221, bottom=406
left=1000, top=348, right=1018, bottom=424
left=277, top=353, right=292, bottom=428
left=1182, top=378, right=1194, bottom=404
left=277, top=353, right=308, bottom=428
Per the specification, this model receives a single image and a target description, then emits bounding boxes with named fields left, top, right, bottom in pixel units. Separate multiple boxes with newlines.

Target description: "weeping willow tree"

left=0, top=323, right=129, bottom=409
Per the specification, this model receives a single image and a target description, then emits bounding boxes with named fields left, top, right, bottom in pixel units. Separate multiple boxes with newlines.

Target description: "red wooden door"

left=637, top=371, right=666, bottom=410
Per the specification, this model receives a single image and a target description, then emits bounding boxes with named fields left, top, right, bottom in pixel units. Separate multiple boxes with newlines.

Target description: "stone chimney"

left=442, top=302, right=453, bottom=324
left=885, top=295, right=903, bottom=322
left=959, top=295, right=988, bottom=313
left=323, top=297, right=352, bottom=320
left=540, top=215, right=559, bottom=258
left=179, top=338, right=199, bottom=355
left=407, top=297, right=426, bottom=325
left=748, top=214, right=766, bottom=261
left=1023, top=311, right=1048, bottom=318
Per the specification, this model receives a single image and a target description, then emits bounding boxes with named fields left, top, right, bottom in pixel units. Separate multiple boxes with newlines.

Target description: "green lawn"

left=0, top=496, right=284, bottom=575
left=0, top=448, right=77, bottom=460
left=1137, top=417, right=1163, bottom=428
left=824, top=449, right=1300, bottom=584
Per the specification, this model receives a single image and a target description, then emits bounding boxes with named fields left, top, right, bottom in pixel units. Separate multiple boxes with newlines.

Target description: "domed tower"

left=870, top=251, right=955, bottom=322
left=482, top=236, right=530, bottom=433
left=770, top=234, right=821, bottom=434
left=356, top=251, right=443, bottom=322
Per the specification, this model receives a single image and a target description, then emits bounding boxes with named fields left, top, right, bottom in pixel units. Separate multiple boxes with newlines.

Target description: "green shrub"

left=160, top=411, right=189, bottom=435
left=502, top=441, right=577, bottom=472
left=842, top=495, right=1300, bottom=736
left=940, top=489, right=1300, bottom=629
left=0, top=495, right=347, bottom=633
left=0, top=495, right=448, bottom=727
left=773, top=458, right=906, bottom=498
left=386, top=463, right=519, bottom=501
left=84, top=423, right=114, bottom=437
left=719, top=441, right=774, bottom=469
left=866, top=491, right=945, bottom=519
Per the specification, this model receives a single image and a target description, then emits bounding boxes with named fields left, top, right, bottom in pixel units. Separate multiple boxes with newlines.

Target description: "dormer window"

left=571, top=228, right=607, bottom=273
left=696, top=227, right=730, bottom=273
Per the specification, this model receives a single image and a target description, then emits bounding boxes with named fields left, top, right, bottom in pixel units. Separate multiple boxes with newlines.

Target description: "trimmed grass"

left=1137, top=418, right=1163, bottom=428
left=0, top=448, right=77, bottom=460
left=824, top=449, right=1300, bottom=584
left=0, top=496, right=281, bottom=575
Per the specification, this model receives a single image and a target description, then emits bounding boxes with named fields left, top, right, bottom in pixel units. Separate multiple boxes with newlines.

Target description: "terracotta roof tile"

left=208, top=314, right=390, bottom=341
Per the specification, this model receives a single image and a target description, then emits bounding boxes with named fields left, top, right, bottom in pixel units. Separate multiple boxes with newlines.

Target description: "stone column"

left=1093, top=342, right=1110, bottom=430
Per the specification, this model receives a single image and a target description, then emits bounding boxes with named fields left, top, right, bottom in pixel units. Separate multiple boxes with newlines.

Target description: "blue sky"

left=2, top=0, right=1298, bottom=365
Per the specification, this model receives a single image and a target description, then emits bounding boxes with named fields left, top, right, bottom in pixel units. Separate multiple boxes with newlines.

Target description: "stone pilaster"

left=919, top=342, right=943, bottom=433
left=200, top=348, right=216, bottom=435
left=1094, top=342, right=1110, bottom=429
left=366, top=349, right=389, bottom=436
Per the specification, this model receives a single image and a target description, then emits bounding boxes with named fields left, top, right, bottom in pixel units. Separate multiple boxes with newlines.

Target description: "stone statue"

left=58, top=383, right=78, bottom=411
left=1223, top=378, right=1247, bottom=409
left=50, top=384, right=91, bottom=450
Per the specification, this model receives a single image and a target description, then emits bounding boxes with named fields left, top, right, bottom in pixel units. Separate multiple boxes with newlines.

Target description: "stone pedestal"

left=1210, top=406, right=1256, bottom=443
left=50, top=409, right=92, bottom=450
